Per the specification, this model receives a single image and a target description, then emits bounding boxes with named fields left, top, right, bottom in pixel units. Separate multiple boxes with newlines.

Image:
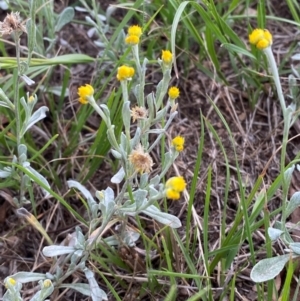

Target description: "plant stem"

left=13, top=31, right=24, bottom=205
left=263, top=47, right=290, bottom=232
left=13, top=32, right=21, bottom=149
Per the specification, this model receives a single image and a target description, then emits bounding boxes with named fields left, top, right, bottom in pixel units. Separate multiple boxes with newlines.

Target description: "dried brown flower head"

left=128, top=144, right=153, bottom=174
left=130, top=106, right=148, bottom=123
left=0, top=12, right=27, bottom=36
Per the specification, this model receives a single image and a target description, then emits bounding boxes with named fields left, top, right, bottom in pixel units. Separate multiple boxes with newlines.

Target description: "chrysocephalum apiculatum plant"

left=249, top=29, right=300, bottom=287
left=0, top=12, right=50, bottom=207
left=4, top=24, right=187, bottom=301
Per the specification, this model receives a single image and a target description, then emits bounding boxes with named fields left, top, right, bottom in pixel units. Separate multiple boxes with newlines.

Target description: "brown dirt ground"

left=1, top=1, right=300, bottom=300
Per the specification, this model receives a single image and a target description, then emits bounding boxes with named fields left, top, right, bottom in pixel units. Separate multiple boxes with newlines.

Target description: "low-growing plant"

left=2, top=12, right=188, bottom=300
left=248, top=29, right=300, bottom=299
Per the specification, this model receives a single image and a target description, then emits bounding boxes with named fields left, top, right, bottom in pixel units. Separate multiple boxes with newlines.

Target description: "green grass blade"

left=185, top=112, right=204, bottom=249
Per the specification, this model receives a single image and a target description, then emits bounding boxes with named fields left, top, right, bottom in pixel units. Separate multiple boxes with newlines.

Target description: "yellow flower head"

left=166, top=189, right=180, bottom=200
left=172, top=136, right=185, bottom=152
left=125, top=34, right=140, bottom=45
left=117, top=65, right=135, bottom=81
left=28, top=95, right=35, bottom=103
left=43, top=279, right=52, bottom=288
left=161, top=50, right=173, bottom=64
left=5, top=277, right=16, bottom=288
left=128, top=144, right=153, bottom=174
left=165, top=176, right=186, bottom=200
left=77, top=84, right=94, bottom=104
left=166, top=176, right=186, bottom=192
left=249, top=29, right=272, bottom=50
left=168, top=86, right=180, bottom=99
left=128, top=25, right=142, bottom=37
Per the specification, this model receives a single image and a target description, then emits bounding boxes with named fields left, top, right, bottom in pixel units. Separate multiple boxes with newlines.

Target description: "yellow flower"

left=172, top=136, right=185, bottom=152
left=166, top=189, right=180, bottom=200
left=77, top=84, right=94, bottom=104
left=28, top=95, right=35, bottom=103
left=125, top=34, right=140, bottom=45
left=165, top=176, right=186, bottom=200
left=166, top=176, right=186, bottom=192
left=5, top=277, right=16, bottom=288
left=128, top=25, right=142, bottom=37
left=161, top=50, right=173, bottom=64
left=168, top=86, right=180, bottom=99
left=249, top=29, right=272, bottom=50
left=43, top=279, right=52, bottom=288
left=117, top=65, right=135, bottom=81
left=128, top=144, right=153, bottom=174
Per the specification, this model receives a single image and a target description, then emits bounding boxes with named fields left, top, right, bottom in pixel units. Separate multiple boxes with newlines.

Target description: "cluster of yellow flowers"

left=125, top=25, right=142, bottom=46
left=77, top=84, right=94, bottom=104
left=77, top=24, right=186, bottom=200
left=161, top=50, right=173, bottom=65
left=168, top=86, right=180, bottom=100
left=165, top=176, right=186, bottom=200
left=116, top=65, right=135, bottom=81
left=249, top=28, right=272, bottom=50
left=172, top=136, right=185, bottom=152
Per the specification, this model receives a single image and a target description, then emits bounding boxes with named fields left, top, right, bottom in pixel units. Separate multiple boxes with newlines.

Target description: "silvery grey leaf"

left=0, top=101, right=12, bottom=109
left=111, top=149, right=122, bottom=159
left=83, top=268, right=107, bottom=301
left=8, top=272, right=47, bottom=283
left=291, top=53, right=300, bottom=61
left=250, top=254, right=292, bottom=283
left=267, top=227, right=283, bottom=241
left=130, top=127, right=141, bottom=149
left=289, top=243, right=300, bottom=255
left=284, top=165, right=295, bottom=189
left=122, top=101, right=131, bottom=134
left=0, top=169, right=12, bottom=178
left=142, top=205, right=181, bottom=228
left=43, top=245, right=75, bottom=257
left=25, top=165, right=50, bottom=197
left=18, top=144, right=27, bottom=157
left=59, top=283, right=108, bottom=300
left=139, top=173, right=149, bottom=188
left=150, top=175, right=160, bottom=186
left=286, top=191, right=300, bottom=217
left=67, top=180, right=96, bottom=204
left=55, top=7, right=74, bottom=32
left=111, top=167, right=125, bottom=184
left=22, top=106, right=48, bottom=135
